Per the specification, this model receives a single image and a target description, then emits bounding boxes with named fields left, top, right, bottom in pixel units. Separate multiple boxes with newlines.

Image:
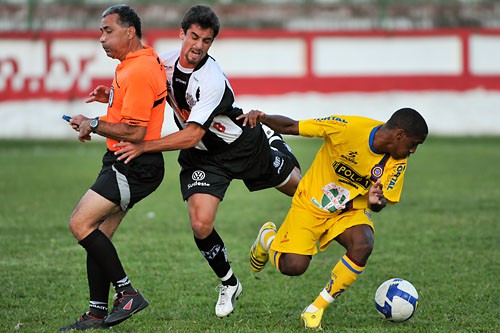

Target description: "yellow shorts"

left=270, top=207, right=374, bottom=256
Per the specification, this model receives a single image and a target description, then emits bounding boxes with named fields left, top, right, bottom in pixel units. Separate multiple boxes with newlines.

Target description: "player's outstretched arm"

left=114, top=123, right=206, bottom=164
left=237, top=110, right=299, bottom=135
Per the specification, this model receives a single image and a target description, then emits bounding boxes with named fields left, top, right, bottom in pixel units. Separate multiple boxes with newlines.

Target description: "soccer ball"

left=374, top=278, right=419, bottom=322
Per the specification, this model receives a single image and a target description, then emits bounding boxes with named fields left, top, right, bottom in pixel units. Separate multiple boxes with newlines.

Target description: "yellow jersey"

left=294, top=115, right=407, bottom=217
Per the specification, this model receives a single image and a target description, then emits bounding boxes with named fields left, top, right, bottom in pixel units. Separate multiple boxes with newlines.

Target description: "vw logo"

left=192, top=170, right=206, bottom=181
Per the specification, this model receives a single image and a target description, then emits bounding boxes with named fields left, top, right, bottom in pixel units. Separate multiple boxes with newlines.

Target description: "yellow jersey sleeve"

left=298, top=116, right=348, bottom=138
left=380, top=160, right=407, bottom=203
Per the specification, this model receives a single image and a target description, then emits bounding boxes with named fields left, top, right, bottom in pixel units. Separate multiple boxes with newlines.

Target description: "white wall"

left=1, top=90, right=498, bottom=138
left=1, top=31, right=500, bottom=138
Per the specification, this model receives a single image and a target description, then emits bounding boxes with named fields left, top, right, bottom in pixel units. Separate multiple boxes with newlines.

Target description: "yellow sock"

left=312, top=254, right=365, bottom=309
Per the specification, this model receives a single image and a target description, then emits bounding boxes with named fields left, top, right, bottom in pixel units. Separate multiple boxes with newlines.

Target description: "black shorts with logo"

left=91, top=150, right=164, bottom=211
left=178, top=124, right=295, bottom=201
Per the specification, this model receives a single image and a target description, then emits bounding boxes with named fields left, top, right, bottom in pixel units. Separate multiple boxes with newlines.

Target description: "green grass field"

left=1, top=137, right=498, bottom=332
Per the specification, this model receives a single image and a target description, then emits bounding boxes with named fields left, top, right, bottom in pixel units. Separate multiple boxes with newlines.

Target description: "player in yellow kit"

left=239, top=107, right=428, bottom=330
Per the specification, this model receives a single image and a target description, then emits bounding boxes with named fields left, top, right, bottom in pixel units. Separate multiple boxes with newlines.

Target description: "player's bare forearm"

left=114, top=136, right=182, bottom=164
left=114, top=123, right=205, bottom=163
left=147, top=123, right=205, bottom=152
left=238, top=110, right=299, bottom=135
left=260, top=113, right=299, bottom=135
left=140, top=129, right=203, bottom=153
left=137, top=137, right=186, bottom=153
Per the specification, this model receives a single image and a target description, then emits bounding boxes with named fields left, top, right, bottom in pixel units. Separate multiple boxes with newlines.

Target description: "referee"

left=59, top=4, right=166, bottom=330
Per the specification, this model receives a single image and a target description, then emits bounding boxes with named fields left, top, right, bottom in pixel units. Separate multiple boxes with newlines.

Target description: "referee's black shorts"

left=91, top=150, right=164, bottom=211
left=178, top=124, right=296, bottom=201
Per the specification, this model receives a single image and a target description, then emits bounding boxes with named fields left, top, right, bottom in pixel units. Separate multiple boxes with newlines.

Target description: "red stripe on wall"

left=1, top=28, right=500, bottom=102
left=229, top=75, right=500, bottom=95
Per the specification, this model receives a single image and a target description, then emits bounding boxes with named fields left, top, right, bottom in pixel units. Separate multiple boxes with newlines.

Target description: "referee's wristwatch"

left=89, top=117, right=99, bottom=133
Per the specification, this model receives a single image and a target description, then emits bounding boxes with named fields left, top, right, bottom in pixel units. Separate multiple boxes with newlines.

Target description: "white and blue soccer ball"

left=374, top=278, right=419, bottom=322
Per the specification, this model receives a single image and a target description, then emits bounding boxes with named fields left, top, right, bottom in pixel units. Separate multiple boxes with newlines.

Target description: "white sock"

left=305, top=304, right=319, bottom=313
left=260, top=229, right=274, bottom=250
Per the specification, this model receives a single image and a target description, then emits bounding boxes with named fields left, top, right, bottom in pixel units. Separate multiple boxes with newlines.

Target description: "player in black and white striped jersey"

left=114, top=5, right=301, bottom=319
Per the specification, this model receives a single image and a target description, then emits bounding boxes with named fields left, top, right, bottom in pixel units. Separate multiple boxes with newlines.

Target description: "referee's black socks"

left=79, top=229, right=134, bottom=293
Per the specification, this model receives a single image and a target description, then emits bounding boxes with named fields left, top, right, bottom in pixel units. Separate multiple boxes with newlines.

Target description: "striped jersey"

left=159, top=50, right=245, bottom=152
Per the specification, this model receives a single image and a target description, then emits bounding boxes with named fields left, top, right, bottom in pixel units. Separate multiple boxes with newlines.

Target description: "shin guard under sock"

left=195, top=229, right=236, bottom=285
left=312, top=254, right=365, bottom=309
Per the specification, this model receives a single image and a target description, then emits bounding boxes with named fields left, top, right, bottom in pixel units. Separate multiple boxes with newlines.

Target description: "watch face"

left=90, top=119, right=99, bottom=130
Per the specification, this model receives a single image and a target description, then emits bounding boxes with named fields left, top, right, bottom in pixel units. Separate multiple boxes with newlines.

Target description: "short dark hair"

left=181, top=5, right=220, bottom=38
left=386, top=107, right=428, bottom=138
left=102, top=4, right=142, bottom=39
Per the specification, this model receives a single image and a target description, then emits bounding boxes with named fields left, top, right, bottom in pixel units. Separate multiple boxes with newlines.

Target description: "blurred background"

left=1, top=0, right=499, bottom=137
left=2, top=0, right=500, bottom=31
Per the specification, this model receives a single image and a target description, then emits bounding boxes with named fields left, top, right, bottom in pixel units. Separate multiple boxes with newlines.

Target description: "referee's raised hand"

left=85, top=85, right=110, bottom=104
